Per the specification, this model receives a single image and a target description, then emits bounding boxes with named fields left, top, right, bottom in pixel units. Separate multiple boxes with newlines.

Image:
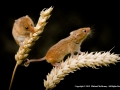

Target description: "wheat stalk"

left=14, top=6, right=53, bottom=66
left=44, top=51, right=120, bottom=90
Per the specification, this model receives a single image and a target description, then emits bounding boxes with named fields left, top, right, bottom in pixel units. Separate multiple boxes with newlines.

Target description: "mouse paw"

left=78, top=51, right=85, bottom=55
left=71, top=54, right=77, bottom=58
left=52, top=63, right=60, bottom=68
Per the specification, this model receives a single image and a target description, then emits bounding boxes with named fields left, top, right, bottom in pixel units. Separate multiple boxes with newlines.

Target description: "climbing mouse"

left=25, top=27, right=91, bottom=67
left=12, top=15, right=35, bottom=46
left=9, top=15, right=35, bottom=90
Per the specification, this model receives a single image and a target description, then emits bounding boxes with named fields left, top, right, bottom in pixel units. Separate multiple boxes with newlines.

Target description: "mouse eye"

left=83, top=30, right=86, bottom=33
left=25, top=27, right=28, bottom=30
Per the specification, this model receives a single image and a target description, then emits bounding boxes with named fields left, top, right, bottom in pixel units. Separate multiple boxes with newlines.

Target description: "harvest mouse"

left=9, top=15, right=35, bottom=90
left=12, top=15, right=35, bottom=46
left=25, top=27, right=91, bottom=67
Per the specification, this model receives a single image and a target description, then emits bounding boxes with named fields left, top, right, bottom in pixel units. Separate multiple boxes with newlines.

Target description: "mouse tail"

left=27, top=57, right=46, bottom=63
left=9, top=63, right=19, bottom=90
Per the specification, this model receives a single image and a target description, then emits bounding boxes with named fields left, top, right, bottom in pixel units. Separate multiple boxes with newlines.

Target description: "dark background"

left=1, top=0, right=120, bottom=90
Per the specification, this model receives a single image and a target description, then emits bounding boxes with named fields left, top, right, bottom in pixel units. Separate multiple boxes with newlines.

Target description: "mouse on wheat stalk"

left=24, top=27, right=91, bottom=67
left=9, top=15, right=35, bottom=90
left=12, top=15, right=35, bottom=46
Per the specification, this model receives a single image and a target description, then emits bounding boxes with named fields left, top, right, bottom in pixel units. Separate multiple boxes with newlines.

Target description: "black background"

left=1, top=0, right=120, bottom=90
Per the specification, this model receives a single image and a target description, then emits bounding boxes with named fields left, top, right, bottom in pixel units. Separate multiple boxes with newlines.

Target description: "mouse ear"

left=25, top=15, right=29, bottom=18
left=70, top=32, right=73, bottom=35
left=70, top=31, right=75, bottom=35
left=15, top=19, right=20, bottom=24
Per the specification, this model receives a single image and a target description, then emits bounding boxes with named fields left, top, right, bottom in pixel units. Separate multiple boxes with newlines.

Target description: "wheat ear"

left=15, top=6, right=53, bottom=66
left=44, top=51, right=120, bottom=90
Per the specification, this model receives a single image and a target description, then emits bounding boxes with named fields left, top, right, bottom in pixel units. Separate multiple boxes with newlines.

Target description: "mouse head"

left=70, top=27, right=91, bottom=42
left=15, top=15, right=35, bottom=35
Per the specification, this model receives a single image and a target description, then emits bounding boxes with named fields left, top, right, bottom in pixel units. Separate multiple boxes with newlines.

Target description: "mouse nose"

left=86, top=27, right=90, bottom=32
left=30, top=27, right=35, bottom=33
